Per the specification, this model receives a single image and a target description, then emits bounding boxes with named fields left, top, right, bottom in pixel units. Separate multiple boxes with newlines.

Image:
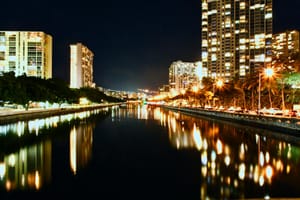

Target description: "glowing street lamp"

left=258, top=67, right=274, bottom=112
left=213, top=79, right=223, bottom=107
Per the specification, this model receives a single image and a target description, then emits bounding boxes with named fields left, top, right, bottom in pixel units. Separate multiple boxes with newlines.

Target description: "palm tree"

left=243, top=74, right=259, bottom=110
left=286, top=72, right=300, bottom=105
left=232, top=79, right=247, bottom=110
left=272, top=51, right=300, bottom=109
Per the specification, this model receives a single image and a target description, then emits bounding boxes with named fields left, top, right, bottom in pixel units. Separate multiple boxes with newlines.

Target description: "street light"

left=258, top=67, right=274, bottom=113
left=213, top=79, right=223, bottom=107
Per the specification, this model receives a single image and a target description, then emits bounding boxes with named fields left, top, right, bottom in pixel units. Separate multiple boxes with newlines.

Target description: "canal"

left=0, top=104, right=300, bottom=199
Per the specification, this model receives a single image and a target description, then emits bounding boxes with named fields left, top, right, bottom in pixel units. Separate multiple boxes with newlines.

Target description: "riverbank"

left=0, top=103, right=122, bottom=124
left=162, top=105, right=300, bottom=135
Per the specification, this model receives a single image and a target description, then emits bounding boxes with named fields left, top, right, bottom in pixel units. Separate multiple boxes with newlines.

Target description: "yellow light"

left=264, top=68, right=274, bottom=78
left=238, top=163, right=246, bottom=180
left=265, top=165, right=273, bottom=180
left=70, top=127, right=77, bottom=174
left=216, top=79, right=224, bottom=88
left=35, top=171, right=40, bottom=190
left=224, top=155, right=230, bottom=166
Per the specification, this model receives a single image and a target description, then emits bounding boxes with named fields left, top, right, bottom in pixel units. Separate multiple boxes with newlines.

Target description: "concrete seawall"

left=163, top=105, right=300, bottom=135
left=0, top=103, right=121, bottom=125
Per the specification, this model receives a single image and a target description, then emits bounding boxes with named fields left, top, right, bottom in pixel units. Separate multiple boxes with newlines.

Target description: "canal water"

left=0, top=104, right=300, bottom=199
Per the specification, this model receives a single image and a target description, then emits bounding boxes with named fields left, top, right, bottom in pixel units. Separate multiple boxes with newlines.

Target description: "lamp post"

left=258, top=72, right=262, bottom=113
left=258, top=67, right=274, bottom=114
left=212, top=79, right=223, bottom=107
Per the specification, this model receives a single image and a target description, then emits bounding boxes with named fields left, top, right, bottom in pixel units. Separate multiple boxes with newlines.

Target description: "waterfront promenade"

left=0, top=103, right=122, bottom=124
left=163, top=105, right=300, bottom=135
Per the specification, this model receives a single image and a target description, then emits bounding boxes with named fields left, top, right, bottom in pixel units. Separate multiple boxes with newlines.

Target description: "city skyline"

left=0, top=0, right=299, bottom=91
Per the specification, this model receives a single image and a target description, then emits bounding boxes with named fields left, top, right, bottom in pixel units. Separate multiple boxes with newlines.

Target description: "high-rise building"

left=0, top=31, right=52, bottom=79
left=70, top=43, right=94, bottom=89
left=169, top=60, right=207, bottom=95
left=272, top=30, right=299, bottom=59
left=201, top=0, right=272, bottom=82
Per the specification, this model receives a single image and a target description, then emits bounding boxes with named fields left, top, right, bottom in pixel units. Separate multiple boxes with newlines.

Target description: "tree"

left=243, top=74, right=259, bottom=110
left=285, top=72, right=300, bottom=104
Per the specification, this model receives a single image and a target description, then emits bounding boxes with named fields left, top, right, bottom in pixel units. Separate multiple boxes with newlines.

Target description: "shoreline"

left=162, top=105, right=300, bottom=135
left=0, top=103, right=121, bottom=125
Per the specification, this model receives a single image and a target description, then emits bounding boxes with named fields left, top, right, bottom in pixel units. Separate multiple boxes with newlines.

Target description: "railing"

left=163, top=105, right=300, bottom=134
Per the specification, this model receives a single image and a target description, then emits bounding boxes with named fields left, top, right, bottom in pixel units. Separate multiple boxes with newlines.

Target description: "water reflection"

left=0, top=140, right=51, bottom=191
left=0, top=108, right=108, bottom=191
left=150, top=105, right=300, bottom=199
left=0, top=108, right=108, bottom=137
left=70, top=123, right=94, bottom=175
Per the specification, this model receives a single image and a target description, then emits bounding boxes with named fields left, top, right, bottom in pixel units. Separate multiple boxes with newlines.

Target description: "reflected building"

left=0, top=141, right=52, bottom=191
left=70, top=43, right=95, bottom=89
left=70, top=124, right=94, bottom=175
left=0, top=31, right=52, bottom=79
left=0, top=108, right=109, bottom=191
left=201, top=0, right=273, bottom=81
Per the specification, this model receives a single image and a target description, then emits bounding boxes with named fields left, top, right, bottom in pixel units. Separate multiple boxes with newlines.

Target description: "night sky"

left=0, top=0, right=299, bottom=91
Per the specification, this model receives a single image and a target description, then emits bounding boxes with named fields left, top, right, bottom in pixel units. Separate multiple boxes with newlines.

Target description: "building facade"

left=0, top=31, right=52, bottom=79
left=272, top=30, right=299, bottom=59
left=70, top=43, right=94, bottom=89
left=201, top=0, right=272, bottom=82
left=169, top=60, right=207, bottom=95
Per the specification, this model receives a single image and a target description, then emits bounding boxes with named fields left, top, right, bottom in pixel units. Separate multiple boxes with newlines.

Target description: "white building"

left=168, top=60, right=207, bottom=95
left=70, top=43, right=94, bottom=88
left=0, top=31, right=52, bottom=79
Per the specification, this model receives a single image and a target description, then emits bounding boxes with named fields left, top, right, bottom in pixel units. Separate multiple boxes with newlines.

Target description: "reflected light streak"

left=70, top=127, right=77, bottom=174
left=216, top=139, right=223, bottom=154
left=35, top=171, right=40, bottom=189
left=238, top=163, right=246, bottom=180
left=17, top=121, right=25, bottom=137
left=286, top=165, right=291, bottom=174
left=6, top=180, right=11, bottom=191
left=259, top=152, right=265, bottom=166
left=0, top=163, right=5, bottom=179
left=22, top=174, right=25, bottom=186
left=254, top=166, right=259, bottom=183
left=239, top=143, right=245, bottom=160
left=8, top=155, right=15, bottom=167
left=201, top=166, right=208, bottom=177
left=211, top=150, right=216, bottom=162
left=153, top=107, right=162, bottom=121
left=265, top=152, right=270, bottom=163
left=259, top=175, right=265, bottom=186
left=275, top=160, right=284, bottom=172
left=265, top=165, right=273, bottom=180
left=171, top=117, right=177, bottom=133
left=224, top=155, right=230, bottom=166
left=193, top=123, right=202, bottom=150
left=203, top=139, right=208, bottom=150
left=201, top=151, right=208, bottom=165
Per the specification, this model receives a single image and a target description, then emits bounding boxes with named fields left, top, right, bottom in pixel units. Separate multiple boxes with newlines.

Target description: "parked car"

left=260, top=107, right=283, bottom=115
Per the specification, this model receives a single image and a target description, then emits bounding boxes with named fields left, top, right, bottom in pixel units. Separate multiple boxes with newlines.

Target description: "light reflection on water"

left=1, top=104, right=300, bottom=199
left=0, top=108, right=109, bottom=136
left=116, top=104, right=300, bottom=199
left=0, top=141, right=52, bottom=191
left=0, top=108, right=110, bottom=191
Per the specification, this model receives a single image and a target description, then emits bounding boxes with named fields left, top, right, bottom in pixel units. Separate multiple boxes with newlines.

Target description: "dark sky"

left=0, top=0, right=299, bottom=91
